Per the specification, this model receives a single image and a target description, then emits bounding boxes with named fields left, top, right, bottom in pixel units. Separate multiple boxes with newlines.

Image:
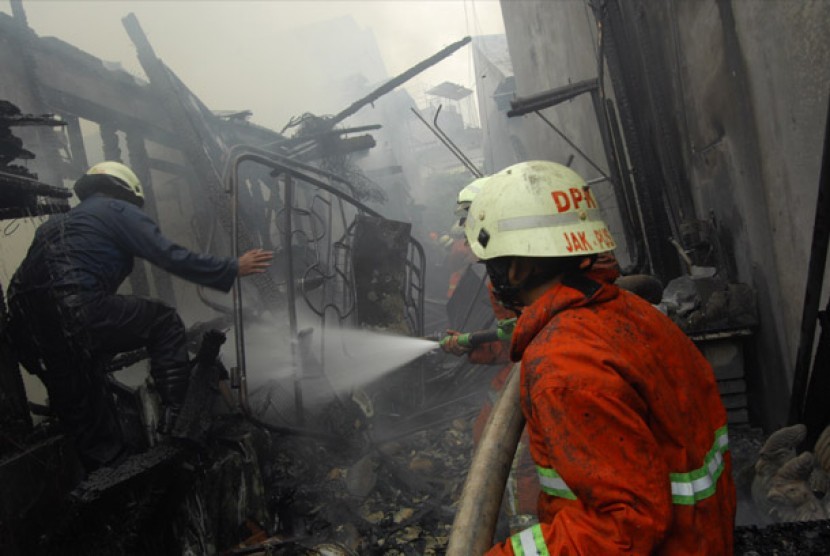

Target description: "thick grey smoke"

left=1, top=0, right=505, bottom=130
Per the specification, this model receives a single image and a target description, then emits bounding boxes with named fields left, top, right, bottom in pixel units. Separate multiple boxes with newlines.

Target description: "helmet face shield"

left=464, top=161, right=616, bottom=261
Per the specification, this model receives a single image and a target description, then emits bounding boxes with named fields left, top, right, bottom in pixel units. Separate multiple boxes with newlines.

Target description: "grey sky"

left=1, top=0, right=505, bottom=130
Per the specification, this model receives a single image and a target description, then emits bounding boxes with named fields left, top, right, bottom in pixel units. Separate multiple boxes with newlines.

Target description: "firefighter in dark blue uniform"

left=7, top=161, right=273, bottom=471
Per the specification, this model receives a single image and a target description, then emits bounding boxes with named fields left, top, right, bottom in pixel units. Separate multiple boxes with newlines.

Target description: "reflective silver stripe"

left=537, top=426, right=730, bottom=506
left=466, top=183, right=481, bottom=193
left=670, top=426, right=729, bottom=505
left=497, top=210, right=602, bottom=232
left=536, top=466, right=576, bottom=500
left=510, top=524, right=550, bottom=556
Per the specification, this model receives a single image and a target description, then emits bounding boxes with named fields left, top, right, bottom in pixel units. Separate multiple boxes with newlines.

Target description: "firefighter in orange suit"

left=441, top=176, right=538, bottom=534
left=463, top=161, right=736, bottom=555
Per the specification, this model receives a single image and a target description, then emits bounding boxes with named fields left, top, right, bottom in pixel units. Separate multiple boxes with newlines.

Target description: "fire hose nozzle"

left=434, top=318, right=517, bottom=350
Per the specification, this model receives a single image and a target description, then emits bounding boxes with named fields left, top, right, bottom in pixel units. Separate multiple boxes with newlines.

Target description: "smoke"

left=3, top=1, right=505, bottom=131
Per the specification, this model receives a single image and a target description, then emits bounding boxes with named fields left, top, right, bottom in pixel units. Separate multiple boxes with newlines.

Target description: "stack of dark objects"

left=660, top=272, right=757, bottom=334
left=0, top=99, right=71, bottom=218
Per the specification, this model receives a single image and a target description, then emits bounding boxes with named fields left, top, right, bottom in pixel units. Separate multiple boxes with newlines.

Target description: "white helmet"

left=465, top=160, right=616, bottom=260
left=76, top=161, right=145, bottom=206
left=457, top=176, right=490, bottom=209
left=453, top=175, right=491, bottom=234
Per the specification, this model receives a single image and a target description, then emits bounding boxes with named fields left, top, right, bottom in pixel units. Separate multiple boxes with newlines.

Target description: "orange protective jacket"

left=487, top=269, right=736, bottom=556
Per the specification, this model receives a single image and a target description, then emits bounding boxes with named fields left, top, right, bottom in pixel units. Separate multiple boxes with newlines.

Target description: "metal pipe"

left=507, top=78, right=599, bottom=117
left=605, top=98, right=647, bottom=273
left=446, top=363, right=525, bottom=556
left=533, top=111, right=611, bottom=182
left=410, top=107, right=481, bottom=178
left=433, top=105, right=483, bottom=178
left=283, top=175, right=304, bottom=424
left=229, top=157, right=247, bottom=410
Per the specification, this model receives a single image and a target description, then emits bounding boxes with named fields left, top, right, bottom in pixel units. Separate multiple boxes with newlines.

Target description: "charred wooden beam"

left=331, top=36, right=472, bottom=127
left=62, top=114, right=89, bottom=174
left=40, top=85, right=181, bottom=150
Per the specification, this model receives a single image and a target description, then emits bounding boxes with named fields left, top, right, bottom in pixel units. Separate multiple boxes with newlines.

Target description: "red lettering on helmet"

left=570, top=188, right=584, bottom=209
left=552, top=191, right=570, bottom=213
left=584, top=187, right=597, bottom=208
left=564, top=232, right=574, bottom=252
left=594, top=229, right=606, bottom=248
left=566, top=232, right=586, bottom=252
left=577, top=231, right=591, bottom=250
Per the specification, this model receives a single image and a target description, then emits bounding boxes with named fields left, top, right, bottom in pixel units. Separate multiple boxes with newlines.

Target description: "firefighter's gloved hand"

left=440, top=329, right=472, bottom=356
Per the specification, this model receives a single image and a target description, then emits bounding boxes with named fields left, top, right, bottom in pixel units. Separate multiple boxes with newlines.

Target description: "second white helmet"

left=465, top=160, right=616, bottom=260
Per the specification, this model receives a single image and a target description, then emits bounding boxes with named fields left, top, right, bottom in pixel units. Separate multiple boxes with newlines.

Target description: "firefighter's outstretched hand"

left=238, top=248, right=273, bottom=276
left=440, top=329, right=471, bottom=356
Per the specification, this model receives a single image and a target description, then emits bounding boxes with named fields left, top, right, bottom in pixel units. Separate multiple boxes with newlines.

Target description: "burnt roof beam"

left=507, top=78, right=599, bottom=118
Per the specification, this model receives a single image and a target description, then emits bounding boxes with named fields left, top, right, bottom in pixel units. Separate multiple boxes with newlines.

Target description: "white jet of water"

left=321, top=328, right=437, bottom=392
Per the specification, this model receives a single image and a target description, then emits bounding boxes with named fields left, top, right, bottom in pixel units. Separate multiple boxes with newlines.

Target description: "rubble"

left=241, top=366, right=481, bottom=555
left=661, top=274, right=758, bottom=334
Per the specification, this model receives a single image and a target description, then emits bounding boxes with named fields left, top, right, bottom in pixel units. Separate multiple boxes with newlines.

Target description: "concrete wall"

left=498, top=0, right=830, bottom=429
left=472, top=34, right=525, bottom=174
left=641, top=0, right=830, bottom=428
left=731, top=0, right=830, bottom=370
left=498, top=0, right=632, bottom=268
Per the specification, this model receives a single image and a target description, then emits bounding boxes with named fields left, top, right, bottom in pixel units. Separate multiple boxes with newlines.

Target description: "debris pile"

left=237, top=391, right=479, bottom=555
left=661, top=274, right=757, bottom=334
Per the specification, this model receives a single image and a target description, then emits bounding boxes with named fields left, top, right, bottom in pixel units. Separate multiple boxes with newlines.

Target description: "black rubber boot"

left=151, top=364, right=191, bottom=433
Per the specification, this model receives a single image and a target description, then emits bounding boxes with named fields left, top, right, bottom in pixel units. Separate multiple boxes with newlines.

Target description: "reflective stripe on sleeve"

left=670, top=425, right=729, bottom=505
left=510, top=523, right=550, bottom=556
left=536, top=466, right=576, bottom=500
left=536, top=425, right=729, bottom=505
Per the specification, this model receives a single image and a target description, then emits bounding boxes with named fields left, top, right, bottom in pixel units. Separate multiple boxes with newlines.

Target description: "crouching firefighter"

left=463, top=161, right=736, bottom=555
left=7, top=161, right=273, bottom=473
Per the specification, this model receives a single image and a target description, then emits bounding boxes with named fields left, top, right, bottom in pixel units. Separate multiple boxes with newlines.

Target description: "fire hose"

left=428, top=318, right=517, bottom=351
left=446, top=362, right=525, bottom=555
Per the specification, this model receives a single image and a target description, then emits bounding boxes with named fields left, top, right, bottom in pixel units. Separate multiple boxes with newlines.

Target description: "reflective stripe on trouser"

left=536, top=426, right=730, bottom=504
left=510, top=524, right=549, bottom=556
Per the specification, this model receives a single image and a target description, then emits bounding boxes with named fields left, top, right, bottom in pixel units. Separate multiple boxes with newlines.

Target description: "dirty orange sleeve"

left=488, top=383, right=673, bottom=553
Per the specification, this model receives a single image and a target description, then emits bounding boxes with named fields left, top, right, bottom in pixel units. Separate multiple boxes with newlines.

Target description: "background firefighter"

left=441, top=175, right=539, bottom=535
left=6, top=161, right=273, bottom=473
left=463, top=161, right=736, bottom=555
